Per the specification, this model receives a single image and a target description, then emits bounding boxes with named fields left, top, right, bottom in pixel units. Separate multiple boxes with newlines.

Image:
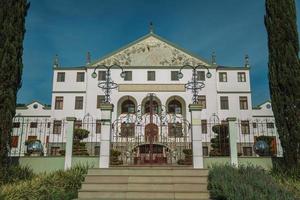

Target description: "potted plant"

left=72, top=128, right=90, bottom=156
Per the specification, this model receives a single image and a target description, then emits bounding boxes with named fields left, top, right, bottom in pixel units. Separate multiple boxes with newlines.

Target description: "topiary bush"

left=208, top=165, right=295, bottom=200
left=0, top=165, right=88, bottom=200
left=73, top=128, right=90, bottom=156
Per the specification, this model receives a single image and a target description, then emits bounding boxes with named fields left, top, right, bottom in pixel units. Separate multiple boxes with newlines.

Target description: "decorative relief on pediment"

left=94, top=36, right=207, bottom=67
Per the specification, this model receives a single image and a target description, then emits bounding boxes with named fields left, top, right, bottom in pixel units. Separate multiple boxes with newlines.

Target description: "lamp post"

left=91, top=64, right=126, bottom=103
left=177, top=64, right=212, bottom=104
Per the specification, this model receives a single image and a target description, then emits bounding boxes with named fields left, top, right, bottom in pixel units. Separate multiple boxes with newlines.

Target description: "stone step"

left=84, top=175, right=208, bottom=184
left=87, top=168, right=209, bottom=176
left=78, top=191, right=210, bottom=199
left=81, top=183, right=208, bottom=192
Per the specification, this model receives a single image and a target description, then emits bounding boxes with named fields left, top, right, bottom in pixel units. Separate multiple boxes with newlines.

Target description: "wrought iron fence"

left=200, top=119, right=282, bottom=157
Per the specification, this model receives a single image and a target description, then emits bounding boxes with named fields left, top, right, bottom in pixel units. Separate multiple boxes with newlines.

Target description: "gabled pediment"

left=90, top=33, right=210, bottom=67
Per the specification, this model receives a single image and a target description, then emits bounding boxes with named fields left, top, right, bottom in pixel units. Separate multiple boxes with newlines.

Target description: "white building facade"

left=11, top=32, right=282, bottom=164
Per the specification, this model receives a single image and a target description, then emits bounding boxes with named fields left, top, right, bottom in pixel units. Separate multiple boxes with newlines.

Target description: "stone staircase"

left=77, top=167, right=210, bottom=200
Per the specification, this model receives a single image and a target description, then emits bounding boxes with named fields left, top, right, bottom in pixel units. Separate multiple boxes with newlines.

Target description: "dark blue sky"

left=18, top=0, right=300, bottom=106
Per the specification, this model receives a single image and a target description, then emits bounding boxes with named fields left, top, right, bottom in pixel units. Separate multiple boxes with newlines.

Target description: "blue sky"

left=18, top=0, right=300, bottom=106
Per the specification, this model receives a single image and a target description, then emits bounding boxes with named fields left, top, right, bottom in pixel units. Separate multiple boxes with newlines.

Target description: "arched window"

left=168, top=99, right=182, bottom=114
left=121, top=99, right=135, bottom=113
left=144, top=100, right=159, bottom=113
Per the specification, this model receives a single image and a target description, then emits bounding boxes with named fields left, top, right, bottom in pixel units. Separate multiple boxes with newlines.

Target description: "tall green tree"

left=265, top=0, right=300, bottom=167
left=0, top=0, right=29, bottom=169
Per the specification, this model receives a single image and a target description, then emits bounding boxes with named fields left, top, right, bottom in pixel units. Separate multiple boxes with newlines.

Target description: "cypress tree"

left=265, top=0, right=300, bottom=167
left=0, top=0, right=29, bottom=169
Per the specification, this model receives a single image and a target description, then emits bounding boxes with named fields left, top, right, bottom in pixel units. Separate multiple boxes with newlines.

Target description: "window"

left=198, top=95, right=206, bottom=109
left=219, top=72, right=227, bottom=82
left=168, top=123, right=183, bottom=137
left=171, top=71, right=179, bottom=81
left=124, top=71, right=132, bottom=81
left=94, top=146, right=100, bottom=156
left=120, top=123, right=135, bottom=137
left=220, top=96, right=229, bottom=110
left=243, top=147, right=253, bottom=156
left=203, top=146, right=209, bottom=156
left=53, top=120, right=62, bottom=134
left=98, top=71, right=106, bottom=81
left=13, top=122, right=20, bottom=128
left=55, top=96, right=63, bottom=110
left=96, top=120, right=101, bottom=134
left=47, top=122, right=51, bottom=128
left=197, top=71, right=205, bottom=81
left=11, top=136, right=19, bottom=148
left=75, top=96, right=83, bottom=110
left=241, top=120, right=250, bottom=134
left=30, top=122, right=37, bottom=128
left=121, top=99, right=135, bottom=113
left=201, top=120, right=207, bottom=134
left=57, top=72, right=65, bottom=82
left=147, top=71, right=155, bottom=81
left=76, top=72, right=85, bottom=82
left=74, top=120, right=82, bottom=129
left=50, top=147, right=60, bottom=156
left=167, top=99, right=182, bottom=114
left=239, top=96, right=248, bottom=110
left=238, top=72, right=246, bottom=82
left=97, top=95, right=106, bottom=108
left=144, top=100, right=159, bottom=113
left=27, top=136, right=37, bottom=141
left=252, top=122, right=257, bottom=128
left=267, top=122, right=274, bottom=128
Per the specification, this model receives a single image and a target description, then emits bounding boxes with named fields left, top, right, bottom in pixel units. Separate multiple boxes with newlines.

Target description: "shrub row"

left=0, top=165, right=34, bottom=185
left=208, top=165, right=295, bottom=200
left=0, top=165, right=88, bottom=200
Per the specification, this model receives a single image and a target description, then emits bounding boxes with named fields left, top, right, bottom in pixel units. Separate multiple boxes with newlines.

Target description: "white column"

left=99, top=104, right=113, bottom=168
left=189, top=104, right=203, bottom=168
left=227, top=117, right=238, bottom=167
left=64, top=117, right=76, bottom=170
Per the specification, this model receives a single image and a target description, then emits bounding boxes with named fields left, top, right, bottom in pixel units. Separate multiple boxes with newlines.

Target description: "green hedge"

left=0, top=165, right=88, bottom=200
left=0, top=165, right=34, bottom=185
left=208, top=165, right=295, bottom=200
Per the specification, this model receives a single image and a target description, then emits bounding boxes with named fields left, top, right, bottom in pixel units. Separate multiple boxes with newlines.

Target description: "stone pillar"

left=227, top=117, right=238, bottom=167
left=189, top=104, right=203, bottom=168
left=64, top=117, right=76, bottom=170
left=99, top=103, right=114, bottom=168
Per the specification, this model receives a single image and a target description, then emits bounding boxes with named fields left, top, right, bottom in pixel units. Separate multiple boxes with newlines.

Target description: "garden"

left=208, top=164, right=300, bottom=200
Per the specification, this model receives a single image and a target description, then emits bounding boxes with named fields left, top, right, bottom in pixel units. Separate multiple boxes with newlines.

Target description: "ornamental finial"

left=212, top=51, right=217, bottom=66
left=86, top=52, right=91, bottom=64
left=53, top=54, right=59, bottom=68
left=245, top=54, right=250, bottom=67
left=149, top=22, right=154, bottom=33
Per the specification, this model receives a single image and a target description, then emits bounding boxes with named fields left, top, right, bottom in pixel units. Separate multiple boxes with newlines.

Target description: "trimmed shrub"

left=0, top=165, right=88, bottom=200
left=0, top=165, right=34, bottom=185
left=208, top=165, right=295, bottom=200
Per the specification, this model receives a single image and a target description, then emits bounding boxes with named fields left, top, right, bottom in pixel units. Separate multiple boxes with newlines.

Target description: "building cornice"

left=217, top=91, right=251, bottom=94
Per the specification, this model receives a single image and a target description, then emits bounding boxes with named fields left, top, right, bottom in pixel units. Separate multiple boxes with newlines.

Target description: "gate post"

left=99, top=103, right=113, bottom=168
left=65, top=117, right=76, bottom=170
left=189, top=104, right=203, bottom=168
left=227, top=117, right=238, bottom=167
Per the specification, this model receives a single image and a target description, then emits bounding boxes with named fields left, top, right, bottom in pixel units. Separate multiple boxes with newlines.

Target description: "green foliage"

left=208, top=165, right=295, bottom=200
left=73, top=128, right=89, bottom=141
left=73, top=128, right=90, bottom=156
left=265, top=0, right=300, bottom=167
left=0, top=0, right=29, bottom=171
left=0, top=165, right=88, bottom=200
left=210, top=124, right=230, bottom=156
left=110, top=149, right=123, bottom=165
left=0, top=165, right=34, bottom=185
left=182, top=149, right=192, bottom=155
